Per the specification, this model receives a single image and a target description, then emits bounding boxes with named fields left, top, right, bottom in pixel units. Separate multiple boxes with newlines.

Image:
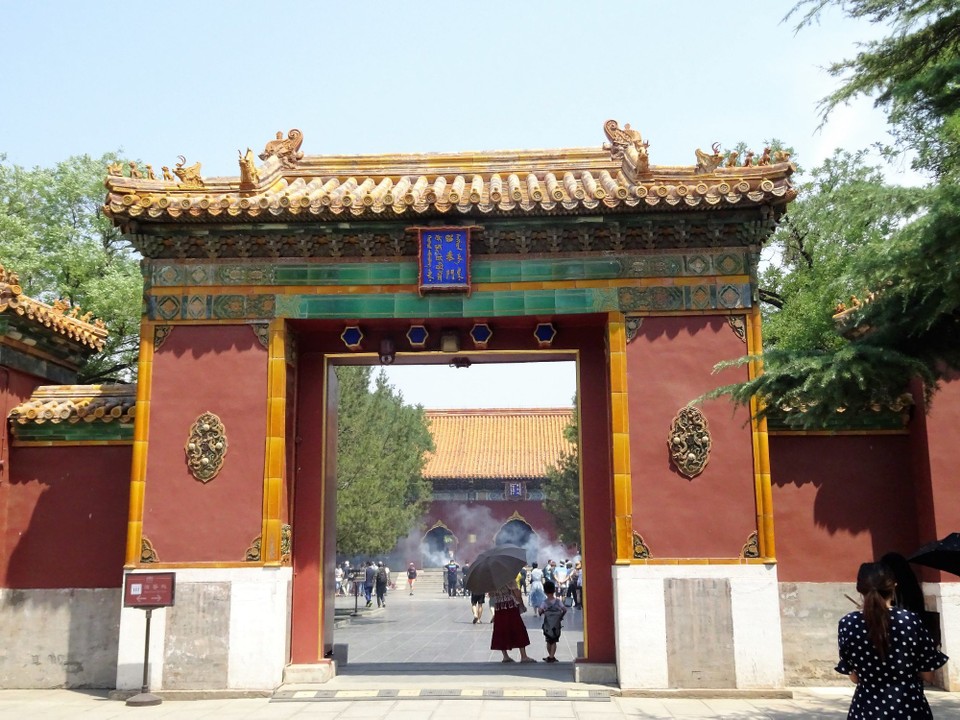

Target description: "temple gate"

left=94, top=123, right=795, bottom=690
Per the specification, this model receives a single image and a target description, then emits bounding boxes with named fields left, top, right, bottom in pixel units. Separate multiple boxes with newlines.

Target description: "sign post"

left=123, top=572, right=176, bottom=707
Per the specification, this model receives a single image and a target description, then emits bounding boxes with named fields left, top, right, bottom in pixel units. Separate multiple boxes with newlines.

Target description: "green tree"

left=335, top=366, right=434, bottom=556
left=713, top=0, right=960, bottom=427
left=541, top=401, right=581, bottom=548
left=0, top=153, right=142, bottom=382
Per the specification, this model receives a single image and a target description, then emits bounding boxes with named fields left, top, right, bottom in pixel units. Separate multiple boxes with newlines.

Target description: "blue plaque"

left=418, top=227, right=471, bottom=295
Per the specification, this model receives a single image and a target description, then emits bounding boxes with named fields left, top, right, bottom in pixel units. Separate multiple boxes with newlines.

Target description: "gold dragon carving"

left=185, top=411, right=228, bottom=483
left=668, top=405, right=711, bottom=478
left=259, top=129, right=304, bottom=169
left=173, top=155, right=205, bottom=188
left=695, top=143, right=724, bottom=174
left=239, top=148, right=260, bottom=192
left=603, top=119, right=649, bottom=182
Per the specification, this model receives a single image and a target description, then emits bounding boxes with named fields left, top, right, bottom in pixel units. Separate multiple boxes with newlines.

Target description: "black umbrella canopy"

left=464, top=544, right=528, bottom=594
left=908, top=532, right=960, bottom=576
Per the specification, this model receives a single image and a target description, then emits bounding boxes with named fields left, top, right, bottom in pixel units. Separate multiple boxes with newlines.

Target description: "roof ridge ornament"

left=695, top=143, right=724, bottom=174
left=173, top=155, right=205, bottom=188
left=603, top=119, right=650, bottom=183
left=238, top=148, right=260, bottom=193
left=259, top=128, right=304, bottom=169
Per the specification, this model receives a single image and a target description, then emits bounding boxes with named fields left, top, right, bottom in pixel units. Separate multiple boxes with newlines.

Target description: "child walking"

left=538, top=580, right=567, bottom=662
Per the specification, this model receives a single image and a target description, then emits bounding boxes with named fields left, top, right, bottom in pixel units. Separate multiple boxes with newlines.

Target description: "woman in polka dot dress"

left=836, top=562, right=948, bottom=719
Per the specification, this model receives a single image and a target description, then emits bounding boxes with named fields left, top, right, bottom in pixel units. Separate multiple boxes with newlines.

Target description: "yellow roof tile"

left=0, top=264, right=108, bottom=352
left=103, top=124, right=796, bottom=228
left=423, top=408, right=574, bottom=480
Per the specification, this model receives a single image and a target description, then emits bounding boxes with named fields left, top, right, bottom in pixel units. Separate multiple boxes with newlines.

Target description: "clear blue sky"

left=0, top=2, right=898, bottom=408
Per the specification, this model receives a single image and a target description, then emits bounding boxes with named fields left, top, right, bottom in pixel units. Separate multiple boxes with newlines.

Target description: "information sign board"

left=123, top=572, right=176, bottom=608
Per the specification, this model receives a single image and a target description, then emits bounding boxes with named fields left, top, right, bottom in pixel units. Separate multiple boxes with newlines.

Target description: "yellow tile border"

left=125, top=320, right=155, bottom=567
left=261, top=320, right=287, bottom=565
left=746, top=306, right=775, bottom=561
left=607, top=312, right=633, bottom=566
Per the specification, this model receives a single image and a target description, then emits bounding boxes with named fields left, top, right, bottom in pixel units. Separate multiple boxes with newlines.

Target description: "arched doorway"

left=494, top=511, right=539, bottom=561
left=420, top=521, right=458, bottom=567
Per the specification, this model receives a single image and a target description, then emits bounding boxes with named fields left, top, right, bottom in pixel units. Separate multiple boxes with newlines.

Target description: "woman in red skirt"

left=490, top=583, right=536, bottom=663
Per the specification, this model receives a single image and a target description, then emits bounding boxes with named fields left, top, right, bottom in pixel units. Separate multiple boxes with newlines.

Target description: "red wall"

left=770, top=434, right=917, bottom=582
left=909, top=374, right=960, bottom=583
left=626, top=316, right=755, bottom=557
left=143, top=325, right=267, bottom=562
left=3, top=445, right=131, bottom=588
left=0, top=367, right=46, bottom=584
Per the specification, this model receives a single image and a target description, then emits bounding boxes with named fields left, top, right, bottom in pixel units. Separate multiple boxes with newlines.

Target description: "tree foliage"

left=0, top=153, right=142, bottom=381
left=335, top=366, right=434, bottom=556
left=541, top=401, right=581, bottom=548
left=712, top=0, right=960, bottom=427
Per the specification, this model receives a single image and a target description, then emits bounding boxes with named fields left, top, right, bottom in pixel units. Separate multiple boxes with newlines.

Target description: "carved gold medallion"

left=185, top=411, right=228, bottom=483
left=668, top=406, right=711, bottom=478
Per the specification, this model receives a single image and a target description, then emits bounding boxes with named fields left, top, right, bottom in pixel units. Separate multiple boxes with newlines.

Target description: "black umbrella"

left=908, top=532, right=960, bottom=576
left=464, top=544, right=528, bottom=594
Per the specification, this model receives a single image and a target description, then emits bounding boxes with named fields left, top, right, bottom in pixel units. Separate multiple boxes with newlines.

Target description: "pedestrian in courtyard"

left=406, top=562, right=417, bottom=595
left=528, top=562, right=545, bottom=609
left=363, top=560, right=376, bottom=608
left=470, top=590, right=486, bottom=624
left=518, top=564, right=528, bottom=596
left=554, top=560, right=569, bottom=599
left=490, top=583, right=535, bottom=663
left=445, top=558, right=460, bottom=597
left=375, top=561, right=389, bottom=608
left=569, top=561, right=583, bottom=609
left=538, top=579, right=567, bottom=663
left=836, top=561, right=947, bottom=719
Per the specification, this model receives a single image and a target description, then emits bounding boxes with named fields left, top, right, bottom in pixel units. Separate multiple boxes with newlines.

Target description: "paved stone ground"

left=333, top=586, right=583, bottom=664
left=2, top=590, right=957, bottom=717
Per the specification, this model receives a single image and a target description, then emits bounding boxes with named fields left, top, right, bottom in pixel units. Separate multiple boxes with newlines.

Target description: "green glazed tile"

left=427, top=295, right=465, bottom=317
left=492, top=292, right=526, bottom=315
left=464, top=293, right=495, bottom=315
left=523, top=291, right=558, bottom=313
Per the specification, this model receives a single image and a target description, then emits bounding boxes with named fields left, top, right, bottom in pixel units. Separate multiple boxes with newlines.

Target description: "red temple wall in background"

left=2, top=445, right=130, bottom=588
left=769, top=434, right=916, bottom=583
left=142, top=324, right=267, bottom=563
left=625, top=316, right=756, bottom=557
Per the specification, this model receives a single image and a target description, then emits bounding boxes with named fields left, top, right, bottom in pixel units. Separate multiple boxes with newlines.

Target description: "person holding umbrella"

left=464, top=545, right=537, bottom=663
left=490, top=582, right=535, bottom=663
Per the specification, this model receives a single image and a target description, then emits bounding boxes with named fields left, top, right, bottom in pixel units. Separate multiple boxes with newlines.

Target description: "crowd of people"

left=335, top=547, right=950, bottom=708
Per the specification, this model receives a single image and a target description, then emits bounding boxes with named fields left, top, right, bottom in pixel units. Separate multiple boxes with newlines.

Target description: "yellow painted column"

left=608, top=312, right=633, bottom=564
left=261, top=320, right=287, bottom=565
left=746, top=307, right=776, bottom=560
left=124, top=321, right=155, bottom=567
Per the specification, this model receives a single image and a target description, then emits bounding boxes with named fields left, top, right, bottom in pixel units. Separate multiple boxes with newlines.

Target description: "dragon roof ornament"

left=603, top=119, right=650, bottom=183
left=0, top=263, right=108, bottom=352
left=260, top=129, right=304, bottom=169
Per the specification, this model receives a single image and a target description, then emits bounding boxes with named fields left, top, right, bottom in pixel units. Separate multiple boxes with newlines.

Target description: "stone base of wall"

left=613, top=564, right=784, bottom=689
left=778, top=582, right=855, bottom=686
left=0, top=588, right=120, bottom=688
left=116, top=567, right=292, bottom=692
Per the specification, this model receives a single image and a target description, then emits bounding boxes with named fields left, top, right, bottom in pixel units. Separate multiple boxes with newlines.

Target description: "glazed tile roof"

left=0, top=264, right=108, bottom=352
left=9, top=384, right=136, bottom=428
left=103, top=123, right=795, bottom=228
left=423, top=408, right=574, bottom=481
